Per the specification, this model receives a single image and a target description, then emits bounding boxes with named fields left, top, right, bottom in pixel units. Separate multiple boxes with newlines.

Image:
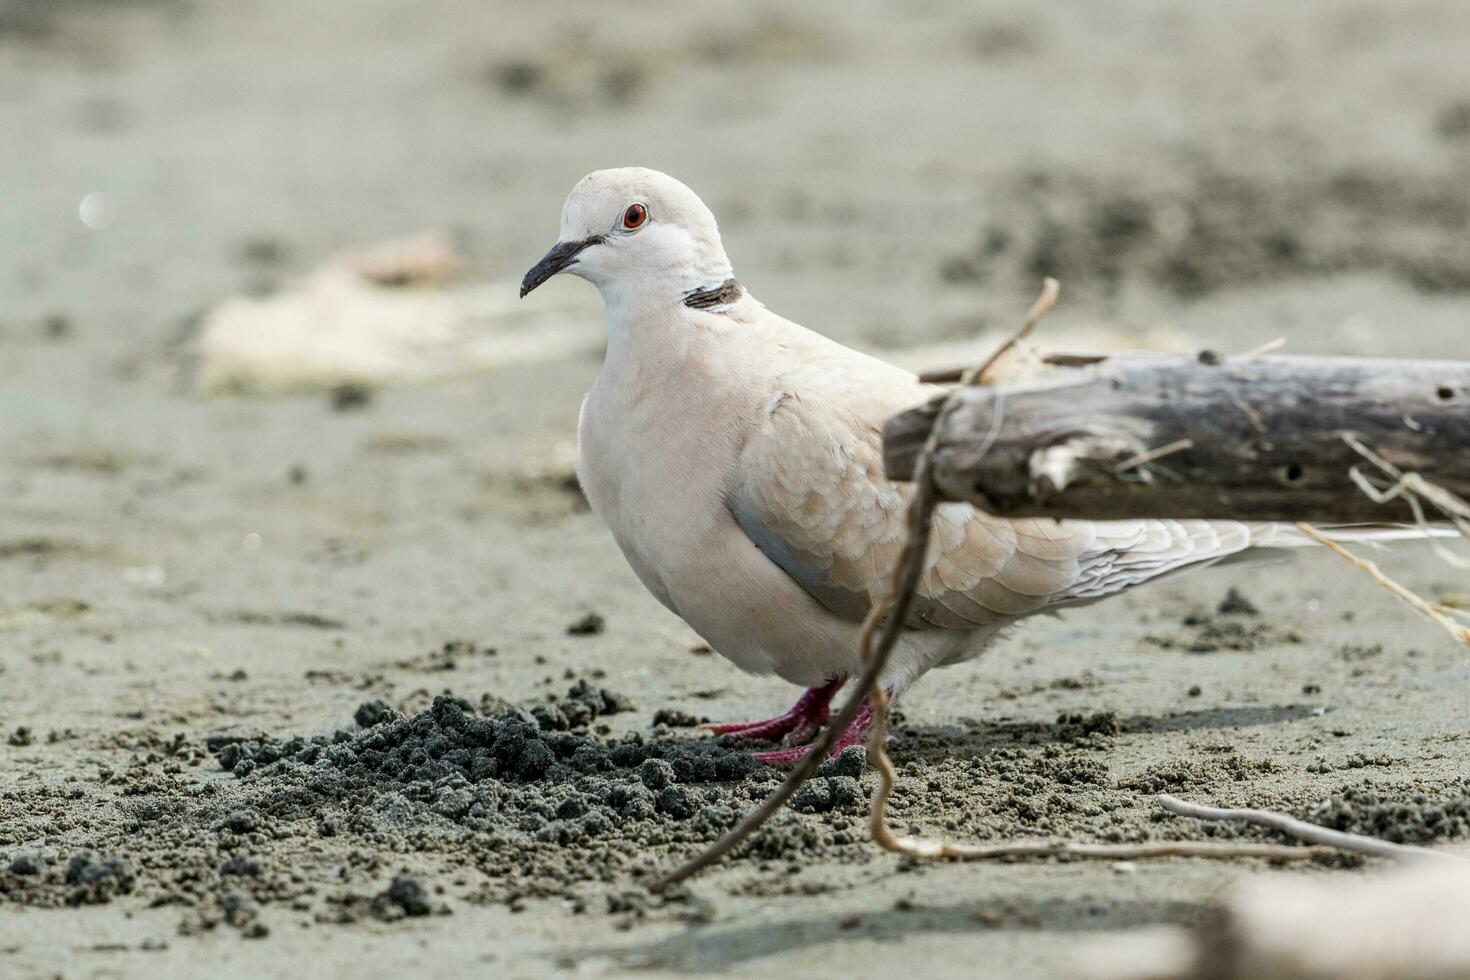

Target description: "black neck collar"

left=683, top=278, right=743, bottom=311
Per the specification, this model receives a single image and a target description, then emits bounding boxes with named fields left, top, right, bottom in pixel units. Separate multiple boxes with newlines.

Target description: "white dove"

left=520, top=167, right=1409, bottom=764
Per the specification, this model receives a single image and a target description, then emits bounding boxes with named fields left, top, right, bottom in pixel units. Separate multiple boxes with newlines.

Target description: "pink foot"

left=751, top=700, right=875, bottom=766
left=706, top=677, right=845, bottom=746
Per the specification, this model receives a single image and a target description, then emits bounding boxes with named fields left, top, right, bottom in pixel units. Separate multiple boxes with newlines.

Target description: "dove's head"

left=520, top=168, right=734, bottom=308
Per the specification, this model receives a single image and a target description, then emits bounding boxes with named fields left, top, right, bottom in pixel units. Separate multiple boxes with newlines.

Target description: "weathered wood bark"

left=883, top=352, right=1470, bottom=522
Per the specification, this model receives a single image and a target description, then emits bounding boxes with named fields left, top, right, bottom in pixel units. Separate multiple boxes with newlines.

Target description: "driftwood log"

left=883, top=351, right=1470, bottom=522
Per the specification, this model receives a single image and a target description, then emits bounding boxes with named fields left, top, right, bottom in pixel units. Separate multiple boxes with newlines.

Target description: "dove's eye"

left=622, top=203, right=648, bottom=230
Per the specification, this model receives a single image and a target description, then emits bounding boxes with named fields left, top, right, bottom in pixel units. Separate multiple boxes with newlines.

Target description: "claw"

left=706, top=678, right=844, bottom=745
left=781, top=717, right=823, bottom=747
left=703, top=716, right=798, bottom=740
left=751, top=700, right=875, bottom=766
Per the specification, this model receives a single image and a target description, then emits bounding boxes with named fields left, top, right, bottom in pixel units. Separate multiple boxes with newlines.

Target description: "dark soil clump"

left=1145, top=614, right=1302, bottom=653
left=1118, top=755, right=1283, bottom=794
left=0, top=851, right=134, bottom=907
left=1216, top=588, right=1260, bottom=617
left=565, top=612, right=606, bottom=636
left=652, top=708, right=703, bottom=728
left=1310, top=788, right=1470, bottom=845
left=0, top=681, right=875, bottom=928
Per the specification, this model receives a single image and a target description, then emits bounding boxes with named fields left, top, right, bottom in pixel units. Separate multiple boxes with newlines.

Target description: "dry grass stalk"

left=1239, top=336, right=1286, bottom=357
left=1295, top=522, right=1470, bottom=648
left=1113, top=438, right=1195, bottom=475
left=1344, top=433, right=1470, bottom=566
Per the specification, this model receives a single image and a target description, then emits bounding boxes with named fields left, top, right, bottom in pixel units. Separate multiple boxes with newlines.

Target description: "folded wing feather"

left=728, top=362, right=1264, bottom=629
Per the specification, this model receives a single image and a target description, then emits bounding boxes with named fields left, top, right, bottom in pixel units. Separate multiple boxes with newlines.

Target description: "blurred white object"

left=1082, top=859, right=1470, bottom=980
left=196, top=232, right=598, bottom=393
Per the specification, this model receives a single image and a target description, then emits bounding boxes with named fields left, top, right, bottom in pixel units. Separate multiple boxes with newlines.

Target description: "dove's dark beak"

left=519, top=235, right=604, bottom=298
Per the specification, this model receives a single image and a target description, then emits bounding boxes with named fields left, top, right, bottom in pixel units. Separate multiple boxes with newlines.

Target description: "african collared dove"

left=520, top=167, right=1412, bottom=764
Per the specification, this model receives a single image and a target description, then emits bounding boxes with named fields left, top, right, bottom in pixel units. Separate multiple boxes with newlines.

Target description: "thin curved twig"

left=1157, top=794, right=1466, bottom=862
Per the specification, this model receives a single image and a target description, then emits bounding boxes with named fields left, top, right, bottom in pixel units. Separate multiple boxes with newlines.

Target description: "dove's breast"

left=575, top=344, right=873, bottom=685
left=576, top=376, right=728, bottom=616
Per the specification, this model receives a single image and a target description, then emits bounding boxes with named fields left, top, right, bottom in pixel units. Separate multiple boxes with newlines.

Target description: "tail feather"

left=1249, top=523, right=1461, bottom=549
left=1041, top=520, right=1457, bottom=616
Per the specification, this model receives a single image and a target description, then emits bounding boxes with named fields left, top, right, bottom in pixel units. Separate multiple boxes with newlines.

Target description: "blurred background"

left=10, top=0, right=1470, bottom=353
left=3, top=2, right=1470, bottom=976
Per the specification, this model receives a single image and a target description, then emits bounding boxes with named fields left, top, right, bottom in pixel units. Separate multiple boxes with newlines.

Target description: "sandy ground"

left=3, top=2, right=1470, bottom=977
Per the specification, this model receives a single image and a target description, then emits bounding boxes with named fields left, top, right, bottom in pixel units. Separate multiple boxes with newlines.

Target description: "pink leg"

left=750, top=699, right=876, bottom=766
left=706, top=677, right=845, bottom=746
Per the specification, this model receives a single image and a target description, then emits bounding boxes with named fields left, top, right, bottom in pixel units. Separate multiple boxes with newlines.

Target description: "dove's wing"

left=729, top=356, right=1260, bottom=630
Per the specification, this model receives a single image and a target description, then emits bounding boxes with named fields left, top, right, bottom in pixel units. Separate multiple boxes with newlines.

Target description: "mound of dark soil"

left=0, top=681, right=875, bottom=929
